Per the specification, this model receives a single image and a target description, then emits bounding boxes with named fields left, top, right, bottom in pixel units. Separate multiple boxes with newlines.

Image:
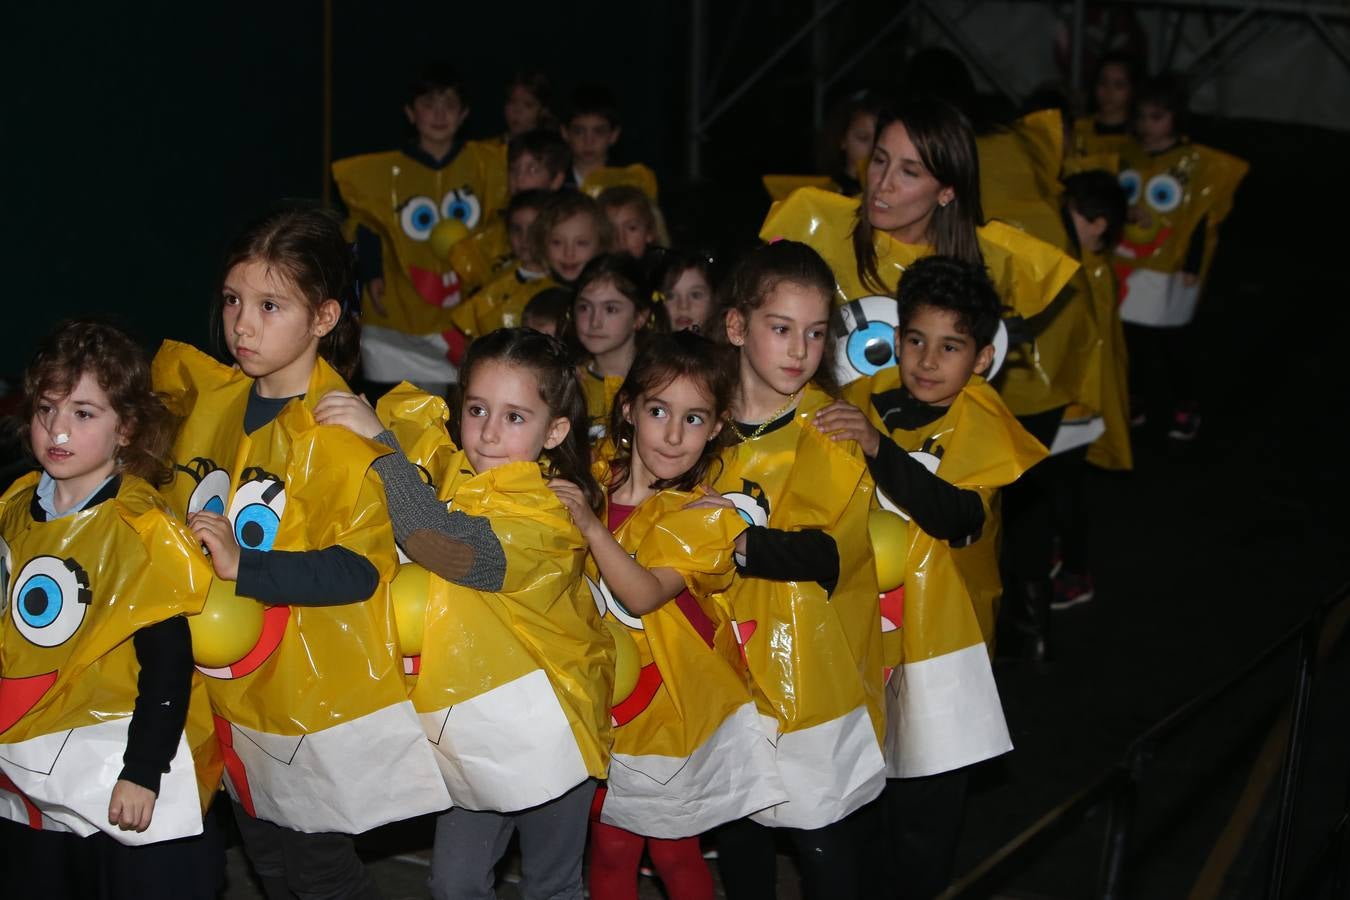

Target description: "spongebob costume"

left=579, top=366, right=625, bottom=441
left=151, top=342, right=449, bottom=833
left=377, top=385, right=614, bottom=812
left=449, top=268, right=555, bottom=340
left=710, top=384, right=885, bottom=829
left=1112, top=140, right=1248, bottom=326
left=589, top=483, right=786, bottom=838
left=862, top=370, right=1046, bottom=776
left=0, top=473, right=222, bottom=844
left=1065, top=117, right=1127, bottom=176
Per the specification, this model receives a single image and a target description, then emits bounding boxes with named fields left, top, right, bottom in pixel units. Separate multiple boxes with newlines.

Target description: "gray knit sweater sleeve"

left=372, top=431, right=506, bottom=591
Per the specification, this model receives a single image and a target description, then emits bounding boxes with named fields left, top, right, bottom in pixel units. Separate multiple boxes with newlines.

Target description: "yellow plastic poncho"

left=1080, top=254, right=1133, bottom=470
left=449, top=268, right=555, bottom=340
left=0, top=473, right=221, bottom=844
left=1064, top=117, right=1127, bottom=175
left=861, top=371, right=1047, bottom=776
left=332, top=144, right=503, bottom=336
left=579, top=366, right=624, bottom=440
left=710, top=384, right=885, bottom=829
left=580, top=164, right=659, bottom=202
left=589, top=484, right=786, bottom=838
left=978, top=109, right=1071, bottom=250
left=762, top=175, right=840, bottom=202
left=152, top=342, right=449, bottom=833
left=1112, top=140, right=1248, bottom=326
left=377, top=385, right=614, bottom=812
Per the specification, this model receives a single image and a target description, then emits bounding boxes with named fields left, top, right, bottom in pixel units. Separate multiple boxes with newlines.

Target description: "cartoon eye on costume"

left=400, top=196, right=440, bottom=241
left=0, top=536, right=12, bottom=618
left=11, top=556, right=92, bottom=647
left=588, top=573, right=644, bottom=631
left=833, top=296, right=899, bottom=386
left=188, top=468, right=231, bottom=515
left=440, top=188, right=482, bottom=230
left=228, top=474, right=287, bottom=553
left=723, top=492, right=769, bottom=529
left=1118, top=169, right=1142, bottom=206
left=1145, top=174, right=1183, bottom=213
left=985, top=319, right=1010, bottom=380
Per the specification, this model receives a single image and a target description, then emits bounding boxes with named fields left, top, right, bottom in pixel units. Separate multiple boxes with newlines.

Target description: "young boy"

left=562, top=84, right=623, bottom=188
left=449, top=189, right=555, bottom=340
left=521, top=286, right=573, bottom=336
left=332, top=62, right=502, bottom=392
left=814, top=256, right=1046, bottom=900
left=597, top=185, right=660, bottom=260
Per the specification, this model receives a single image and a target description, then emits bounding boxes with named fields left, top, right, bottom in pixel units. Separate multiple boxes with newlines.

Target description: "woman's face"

left=865, top=122, right=954, bottom=244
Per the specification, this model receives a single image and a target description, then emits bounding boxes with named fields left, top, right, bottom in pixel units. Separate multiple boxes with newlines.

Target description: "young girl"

left=1112, top=73, right=1248, bottom=442
left=571, top=254, right=660, bottom=438
left=0, top=320, right=223, bottom=898
left=550, top=332, right=786, bottom=900
left=823, top=90, right=885, bottom=195
left=504, top=70, right=556, bottom=138
left=659, top=249, right=718, bottom=334
left=1068, top=52, right=1139, bottom=169
left=532, top=190, right=612, bottom=288
left=709, top=241, right=885, bottom=900
left=152, top=207, right=449, bottom=896
left=317, top=327, right=613, bottom=900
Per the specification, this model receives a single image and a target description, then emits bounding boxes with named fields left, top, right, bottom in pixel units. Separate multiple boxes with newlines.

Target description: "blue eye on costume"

left=441, top=189, right=482, bottom=230
left=1118, top=169, right=1142, bottom=205
left=724, top=493, right=769, bottom=529
left=12, top=556, right=91, bottom=648
left=187, top=466, right=231, bottom=516
left=234, top=504, right=281, bottom=552
left=846, top=322, right=896, bottom=376
left=1145, top=174, right=1183, bottom=213
left=833, top=295, right=900, bottom=386
left=400, top=196, right=440, bottom=241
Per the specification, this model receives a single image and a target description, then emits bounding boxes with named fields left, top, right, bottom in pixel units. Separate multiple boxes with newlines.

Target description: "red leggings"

left=588, top=820, right=714, bottom=900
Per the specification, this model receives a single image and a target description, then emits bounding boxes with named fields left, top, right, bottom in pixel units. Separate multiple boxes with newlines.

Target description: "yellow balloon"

left=189, top=578, right=265, bottom=668
left=868, top=509, right=911, bottom=593
left=391, top=563, right=430, bottom=656
left=604, top=617, right=640, bottom=705
left=429, top=218, right=471, bottom=260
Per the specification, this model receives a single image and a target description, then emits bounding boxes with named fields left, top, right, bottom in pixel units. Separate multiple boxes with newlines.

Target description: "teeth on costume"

left=54, top=433, right=70, bottom=445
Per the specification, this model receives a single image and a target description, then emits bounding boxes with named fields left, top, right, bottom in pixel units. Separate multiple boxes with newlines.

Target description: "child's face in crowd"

left=31, top=371, right=126, bottom=496
left=866, top=122, right=955, bottom=244
left=840, top=111, right=877, bottom=176
left=666, top=268, right=714, bottom=333
left=606, top=203, right=654, bottom=259
left=509, top=151, right=561, bottom=194
left=508, top=207, right=541, bottom=266
left=222, top=260, right=336, bottom=396
left=563, top=114, right=619, bottom=169
left=522, top=312, right=557, bottom=336
left=896, top=304, right=993, bottom=407
left=504, top=85, right=543, bottom=137
left=575, top=278, right=648, bottom=358
left=1135, top=102, right=1177, bottom=151
left=1069, top=206, right=1109, bottom=255
left=405, top=89, right=468, bottom=147
left=727, top=281, right=829, bottom=397
left=1095, top=63, right=1132, bottom=121
left=546, top=214, right=601, bottom=283
left=626, top=375, right=722, bottom=482
left=460, top=359, right=569, bottom=474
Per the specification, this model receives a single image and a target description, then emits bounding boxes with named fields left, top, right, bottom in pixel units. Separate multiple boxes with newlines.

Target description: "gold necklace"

left=730, top=392, right=800, bottom=442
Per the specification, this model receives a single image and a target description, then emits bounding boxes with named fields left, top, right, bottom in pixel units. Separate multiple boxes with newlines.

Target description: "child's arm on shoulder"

left=549, top=479, right=686, bottom=616
left=689, top=489, right=840, bottom=594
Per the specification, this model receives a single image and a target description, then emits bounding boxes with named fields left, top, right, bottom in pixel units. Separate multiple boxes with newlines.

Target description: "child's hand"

left=548, top=478, right=602, bottom=539
left=108, top=779, right=156, bottom=832
left=314, top=391, right=383, bottom=439
left=189, top=510, right=241, bottom=580
left=813, top=401, right=883, bottom=458
left=683, top=487, right=734, bottom=512
left=367, top=277, right=387, bottom=316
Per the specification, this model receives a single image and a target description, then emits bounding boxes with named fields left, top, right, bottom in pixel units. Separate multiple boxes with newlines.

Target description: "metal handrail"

left=939, top=580, right=1350, bottom=900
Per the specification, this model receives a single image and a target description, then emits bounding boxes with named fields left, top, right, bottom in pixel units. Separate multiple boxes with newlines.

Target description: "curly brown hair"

left=21, top=319, right=176, bottom=486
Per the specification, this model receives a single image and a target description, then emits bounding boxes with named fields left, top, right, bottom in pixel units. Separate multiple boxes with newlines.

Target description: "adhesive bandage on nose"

left=54, top=433, right=70, bottom=445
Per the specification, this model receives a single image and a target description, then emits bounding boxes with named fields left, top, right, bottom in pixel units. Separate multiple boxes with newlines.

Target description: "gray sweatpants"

left=428, top=778, right=597, bottom=900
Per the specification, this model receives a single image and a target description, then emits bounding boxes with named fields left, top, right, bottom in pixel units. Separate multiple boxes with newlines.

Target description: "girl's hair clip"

left=652, top=290, right=666, bottom=304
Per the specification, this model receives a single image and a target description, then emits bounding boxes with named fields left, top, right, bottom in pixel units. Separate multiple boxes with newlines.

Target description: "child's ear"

left=543, top=415, right=572, bottom=451
left=635, top=309, right=651, bottom=332
left=312, top=299, right=342, bottom=338
left=1088, top=215, right=1109, bottom=251
left=607, top=126, right=622, bottom=147
left=708, top=419, right=724, bottom=441
left=726, top=309, right=748, bottom=347
left=973, top=342, right=996, bottom=376
left=621, top=399, right=633, bottom=425
left=403, top=104, right=416, bottom=126
left=549, top=171, right=565, bottom=190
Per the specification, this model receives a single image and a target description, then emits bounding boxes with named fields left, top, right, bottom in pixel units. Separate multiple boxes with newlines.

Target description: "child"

left=659, top=249, right=718, bottom=334
left=814, top=256, right=1047, bottom=900
left=509, top=127, right=571, bottom=195
left=1068, top=52, right=1139, bottom=168
left=450, top=189, right=555, bottom=340
left=563, top=84, right=624, bottom=187
left=1112, top=73, right=1247, bottom=441
left=823, top=90, right=885, bottom=195
left=0, top=320, right=223, bottom=899
left=332, top=62, right=502, bottom=392
left=710, top=241, right=885, bottom=900
left=152, top=207, right=449, bottom=896
left=533, top=190, right=613, bottom=289
left=318, top=328, right=613, bottom=900
left=504, top=70, right=556, bottom=138
left=522, top=286, right=574, bottom=336
left=550, top=332, right=786, bottom=900
left=598, top=185, right=662, bottom=261
left=570, top=254, right=659, bottom=439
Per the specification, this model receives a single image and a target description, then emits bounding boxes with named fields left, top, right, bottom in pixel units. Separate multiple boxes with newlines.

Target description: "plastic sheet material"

left=709, top=384, right=885, bottom=829
left=152, top=342, right=449, bottom=834
left=1080, top=255, right=1133, bottom=471
left=449, top=268, right=556, bottom=340
left=1112, top=141, right=1248, bottom=326
left=1065, top=116, right=1128, bottom=176
left=0, top=472, right=222, bottom=843
left=587, top=484, right=786, bottom=839
left=332, top=145, right=503, bottom=337
left=579, top=367, right=625, bottom=441
left=580, top=163, right=660, bottom=202
left=376, top=384, right=614, bottom=812
left=859, top=369, right=1046, bottom=777
left=978, top=109, right=1071, bottom=251
left=762, top=175, right=839, bottom=201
